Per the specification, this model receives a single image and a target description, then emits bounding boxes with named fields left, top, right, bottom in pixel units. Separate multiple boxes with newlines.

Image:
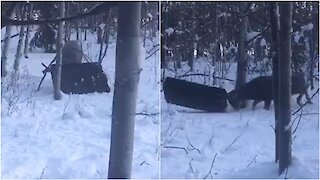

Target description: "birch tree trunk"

left=53, top=2, right=65, bottom=100
left=13, top=6, right=26, bottom=72
left=269, top=2, right=280, bottom=163
left=278, top=2, right=292, bottom=175
left=108, top=2, right=142, bottom=178
left=1, top=13, right=14, bottom=77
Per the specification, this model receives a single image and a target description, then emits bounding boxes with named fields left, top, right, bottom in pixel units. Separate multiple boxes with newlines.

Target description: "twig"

left=145, top=48, right=159, bottom=60
left=292, top=88, right=319, bottom=116
left=140, top=161, right=150, bottom=166
left=209, top=128, right=215, bottom=147
left=186, top=137, right=201, bottom=154
left=39, top=166, right=46, bottom=179
left=189, top=159, right=194, bottom=174
left=299, top=112, right=319, bottom=116
left=203, top=153, right=218, bottom=179
left=163, top=145, right=188, bottom=154
left=246, top=154, right=257, bottom=167
left=224, top=132, right=243, bottom=153
left=270, top=124, right=276, bottom=131
left=292, top=109, right=303, bottom=134
left=135, top=112, right=159, bottom=116
left=1, top=29, right=35, bottom=42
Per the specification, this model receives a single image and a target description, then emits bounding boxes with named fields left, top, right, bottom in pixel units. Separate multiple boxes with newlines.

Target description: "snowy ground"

left=1, top=28, right=160, bottom=178
left=161, top=59, right=319, bottom=179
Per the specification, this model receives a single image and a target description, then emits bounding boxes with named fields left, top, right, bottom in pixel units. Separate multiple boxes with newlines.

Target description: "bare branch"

left=163, top=145, right=188, bottom=154
left=292, top=88, right=319, bottom=116
left=224, top=132, right=243, bottom=153
left=2, top=2, right=118, bottom=27
left=186, top=137, right=201, bottom=154
left=246, top=154, right=257, bottom=167
left=203, top=153, right=218, bottom=179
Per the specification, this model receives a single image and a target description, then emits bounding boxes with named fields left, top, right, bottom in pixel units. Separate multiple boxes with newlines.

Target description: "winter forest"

left=0, top=1, right=319, bottom=179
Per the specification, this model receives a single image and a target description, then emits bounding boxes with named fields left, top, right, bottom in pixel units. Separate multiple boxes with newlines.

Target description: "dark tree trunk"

left=278, top=2, right=292, bottom=175
left=235, top=3, right=248, bottom=108
left=269, top=2, right=280, bottom=163
left=53, top=2, right=65, bottom=100
left=108, top=2, right=142, bottom=178
left=76, top=3, right=80, bottom=41
left=24, top=3, right=32, bottom=59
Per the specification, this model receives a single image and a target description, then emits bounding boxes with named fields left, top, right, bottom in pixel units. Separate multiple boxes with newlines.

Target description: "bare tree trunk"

left=13, top=14, right=26, bottom=72
left=108, top=2, right=142, bottom=178
left=97, top=26, right=103, bottom=44
left=308, top=12, right=317, bottom=90
left=278, top=2, right=292, bottom=175
left=187, top=3, right=196, bottom=72
left=235, top=3, right=248, bottom=108
left=76, top=3, right=80, bottom=41
left=1, top=13, right=14, bottom=77
left=269, top=2, right=280, bottom=163
left=98, top=11, right=112, bottom=64
left=64, top=2, right=69, bottom=42
left=53, top=2, right=65, bottom=100
left=24, top=3, right=32, bottom=59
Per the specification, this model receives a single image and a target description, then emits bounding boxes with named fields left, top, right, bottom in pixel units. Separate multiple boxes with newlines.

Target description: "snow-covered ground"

left=1, top=28, right=160, bottom=178
left=161, top=59, right=319, bottom=179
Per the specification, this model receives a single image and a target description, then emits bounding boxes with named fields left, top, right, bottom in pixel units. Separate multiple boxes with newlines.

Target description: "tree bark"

left=53, top=2, right=65, bottom=100
left=13, top=6, right=26, bottom=72
left=269, top=2, right=280, bottom=163
left=278, top=2, right=292, bottom=175
left=1, top=13, right=14, bottom=77
left=235, top=3, right=248, bottom=108
left=24, top=3, right=32, bottom=59
left=108, top=2, right=142, bottom=178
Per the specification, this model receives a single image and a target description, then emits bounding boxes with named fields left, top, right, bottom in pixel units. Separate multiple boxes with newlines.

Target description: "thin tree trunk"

left=13, top=9, right=26, bottom=72
left=64, top=2, right=69, bottom=42
left=269, top=2, right=280, bottom=163
left=76, top=3, right=80, bottom=41
left=108, top=2, right=142, bottom=178
left=1, top=13, right=14, bottom=77
left=309, top=12, right=316, bottom=90
left=278, top=2, right=292, bottom=175
left=98, top=10, right=112, bottom=64
left=235, top=3, right=248, bottom=109
left=24, top=3, right=32, bottom=59
left=53, top=2, right=65, bottom=100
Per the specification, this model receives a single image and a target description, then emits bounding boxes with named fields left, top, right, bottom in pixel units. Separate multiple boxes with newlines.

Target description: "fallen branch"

left=39, top=166, right=47, bottom=179
left=203, top=153, right=218, bottom=179
left=186, top=137, right=201, bottom=154
left=163, top=145, right=188, bottom=154
left=224, top=132, right=243, bottom=153
left=246, top=154, right=257, bottom=167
